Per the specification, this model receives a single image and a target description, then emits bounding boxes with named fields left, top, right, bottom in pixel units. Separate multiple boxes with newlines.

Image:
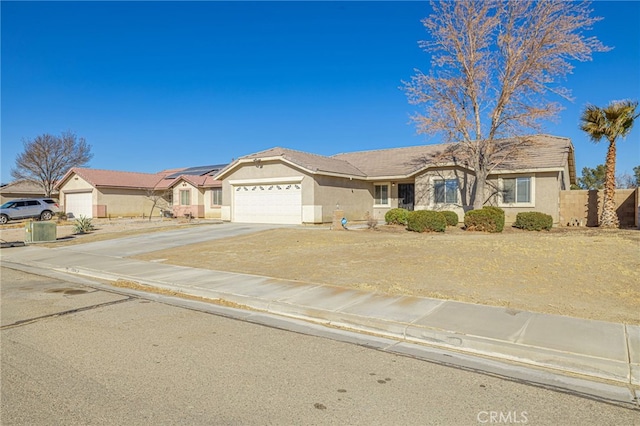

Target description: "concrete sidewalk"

left=1, top=238, right=638, bottom=403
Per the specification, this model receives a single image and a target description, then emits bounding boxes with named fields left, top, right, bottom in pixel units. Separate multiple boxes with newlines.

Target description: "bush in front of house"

left=385, top=208, right=409, bottom=225
left=440, top=210, right=459, bottom=227
left=406, top=210, right=447, bottom=232
left=464, top=206, right=505, bottom=233
left=513, top=212, right=553, bottom=231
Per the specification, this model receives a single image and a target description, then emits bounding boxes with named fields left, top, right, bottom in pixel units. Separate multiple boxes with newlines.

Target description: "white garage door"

left=65, top=192, right=93, bottom=218
left=233, top=183, right=302, bottom=224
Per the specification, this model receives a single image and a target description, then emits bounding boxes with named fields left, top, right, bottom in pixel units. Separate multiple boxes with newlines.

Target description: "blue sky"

left=2, top=1, right=639, bottom=185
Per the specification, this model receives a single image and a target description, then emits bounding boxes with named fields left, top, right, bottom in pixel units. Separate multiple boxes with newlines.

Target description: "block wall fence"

left=559, top=188, right=638, bottom=228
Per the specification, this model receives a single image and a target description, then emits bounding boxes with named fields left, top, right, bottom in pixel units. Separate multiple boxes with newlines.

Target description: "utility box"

left=25, top=221, right=57, bottom=243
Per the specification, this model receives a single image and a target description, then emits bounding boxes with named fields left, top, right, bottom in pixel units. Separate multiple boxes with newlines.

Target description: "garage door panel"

left=233, top=183, right=301, bottom=224
left=65, top=192, right=93, bottom=218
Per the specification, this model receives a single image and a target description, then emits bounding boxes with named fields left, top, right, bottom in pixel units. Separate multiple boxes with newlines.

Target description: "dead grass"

left=4, top=217, right=638, bottom=324
left=111, top=279, right=255, bottom=311
left=134, top=225, right=640, bottom=324
left=0, top=218, right=218, bottom=247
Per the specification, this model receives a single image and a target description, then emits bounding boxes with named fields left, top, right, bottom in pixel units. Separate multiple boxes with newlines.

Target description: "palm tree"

left=579, top=100, right=638, bottom=228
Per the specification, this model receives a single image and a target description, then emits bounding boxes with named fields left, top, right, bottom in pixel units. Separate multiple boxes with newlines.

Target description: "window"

left=180, top=189, right=191, bottom=205
left=502, top=177, right=531, bottom=203
left=434, top=179, right=458, bottom=204
left=374, top=184, right=389, bottom=205
left=211, top=188, right=222, bottom=206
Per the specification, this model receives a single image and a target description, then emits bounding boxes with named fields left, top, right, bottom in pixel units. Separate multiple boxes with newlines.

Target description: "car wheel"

left=41, top=211, right=53, bottom=221
left=0, top=214, right=8, bottom=225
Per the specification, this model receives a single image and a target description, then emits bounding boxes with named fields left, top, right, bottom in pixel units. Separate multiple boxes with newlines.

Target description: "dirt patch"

left=0, top=218, right=219, bottom=247
left=111, top=279, right=255, bottom=311
left=135, top=225, right=640, bottom=325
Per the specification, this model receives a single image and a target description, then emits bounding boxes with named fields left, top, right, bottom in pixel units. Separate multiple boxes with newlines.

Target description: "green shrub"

left=73, top=215, right=95, bottom=234
left=514, top=212, right=553, bottom=231
left=406, top=210, right=446, bottom=233
left=385, top=208, right=409, bottom=225
left=464, top=206, right=505, bottom=233
left=440, top=210, right=459, bottom=227
left=482, top=206, right=505, bottom=232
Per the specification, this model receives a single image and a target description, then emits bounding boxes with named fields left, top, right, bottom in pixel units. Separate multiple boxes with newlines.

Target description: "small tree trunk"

left=472, top=166, right=489, bottom=210
left=149, top=201, right=157, bottom=222
left=599, top=139, right=619, bottom=228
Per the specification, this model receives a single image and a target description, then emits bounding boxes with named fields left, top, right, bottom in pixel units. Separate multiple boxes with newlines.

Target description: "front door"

left=398, top=184, right=415, bottom=211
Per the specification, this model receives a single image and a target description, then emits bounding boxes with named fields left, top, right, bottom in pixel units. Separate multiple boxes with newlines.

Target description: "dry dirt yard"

left=0, top=218, right=212, bottom=247
left=135, top=225, right=640, bottom=325
left=2, top=219, right=638, bottom=325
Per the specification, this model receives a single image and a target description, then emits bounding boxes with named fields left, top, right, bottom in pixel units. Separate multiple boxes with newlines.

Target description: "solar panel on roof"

left=164, top=164, right=226, bottom=179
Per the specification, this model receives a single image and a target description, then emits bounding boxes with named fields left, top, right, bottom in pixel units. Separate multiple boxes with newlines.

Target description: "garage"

left=65, top=192, right=93, bottom=218
left=233, top=182, right=301, bottom=224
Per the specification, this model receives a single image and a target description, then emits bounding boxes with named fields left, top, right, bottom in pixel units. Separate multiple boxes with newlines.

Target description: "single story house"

left=155, top=166, right=224, bottom=219
left=0, top=180, right=58, bottom=204
left=56, top=165, right=224, bottom=219
left=214, top=135, right=576, bottom=225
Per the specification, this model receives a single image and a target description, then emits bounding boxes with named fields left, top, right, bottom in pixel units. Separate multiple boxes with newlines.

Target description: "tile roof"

left=334, top=134, right=573, bottom=176
left=0, top=180, right=56, bottom=195
left=332, top=144, right=449, bottom=177
left=235, top=147, right=367, bottom=177
left=67, top=168, right=166, bottom=189
left=493, top=134, right=573, bottom=171
left=161, top=174, right=221, bottom=188
left=222, top=135, right=573, bottom=180
left=57, top=135, right=573, bottom=190
left=59, top=167, right=223, bottom=191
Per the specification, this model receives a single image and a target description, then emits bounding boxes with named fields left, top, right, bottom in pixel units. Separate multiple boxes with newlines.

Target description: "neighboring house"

left=56, top=165, right=224, bottom=219
left=0, top=180, right=58, bottom=204
left=214, top=135, right=576, bottom=225
left=155, top=165, right=226, bottom=219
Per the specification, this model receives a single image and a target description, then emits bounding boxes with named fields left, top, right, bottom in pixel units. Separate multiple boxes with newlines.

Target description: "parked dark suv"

left=0, top=198, right=60, bottom=224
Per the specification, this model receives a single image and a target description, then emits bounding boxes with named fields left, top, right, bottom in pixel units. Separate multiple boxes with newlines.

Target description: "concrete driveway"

left=56, top=222, right=290, bottom=257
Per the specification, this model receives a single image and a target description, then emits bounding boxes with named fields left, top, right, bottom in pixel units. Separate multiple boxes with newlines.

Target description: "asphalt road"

left=1, top=266, right=638, bottom=425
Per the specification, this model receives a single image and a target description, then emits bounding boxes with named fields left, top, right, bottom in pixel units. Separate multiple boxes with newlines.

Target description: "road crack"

left=0, top=297, right=135, bottom=330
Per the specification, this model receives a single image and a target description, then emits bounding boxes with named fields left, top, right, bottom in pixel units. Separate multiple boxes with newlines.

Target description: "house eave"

left=488, top=167, right=566, bottom=175
left=215, top=155, right=368, bottom=181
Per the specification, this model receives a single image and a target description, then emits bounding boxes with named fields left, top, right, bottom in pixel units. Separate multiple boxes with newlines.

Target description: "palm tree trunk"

left=599, top=139, right=619, bottom=228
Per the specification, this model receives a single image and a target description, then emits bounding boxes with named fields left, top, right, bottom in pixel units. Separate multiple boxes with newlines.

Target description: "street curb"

left=51, top=264, right=637, bottom=389
left=2, top=259, right=638, bottom=408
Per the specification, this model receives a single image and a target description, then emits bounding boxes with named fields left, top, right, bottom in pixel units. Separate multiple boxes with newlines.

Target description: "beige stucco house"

left=214, top=135, right=576, bottom=225
left=155, top=170, right=223, bottom=220
left=56, top=165, right=223, bottom=219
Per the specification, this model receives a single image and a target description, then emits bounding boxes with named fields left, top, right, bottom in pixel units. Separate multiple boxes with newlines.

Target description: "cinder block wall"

left=559, top=188, right=638, bottom=227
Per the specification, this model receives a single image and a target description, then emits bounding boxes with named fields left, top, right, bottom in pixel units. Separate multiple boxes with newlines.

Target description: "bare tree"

left=616, top=173, right=637, bottom=189
left=145, top=187, right=172, bottom=222
left=11, top=131, right=93, bottom=197
left=403, top=0, right=608, bottom=209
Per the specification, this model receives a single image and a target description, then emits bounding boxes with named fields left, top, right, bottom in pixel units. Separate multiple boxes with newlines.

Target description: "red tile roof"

left=65, top=168, right=166, bottom=189
left=57, top=166, right=222, bottom=191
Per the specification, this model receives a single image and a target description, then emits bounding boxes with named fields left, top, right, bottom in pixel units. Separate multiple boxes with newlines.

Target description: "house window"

left=434, top=179, right=458, bottom=204
left=180, top=189, right=191, bottom=205
left=374, top=184, right=389, bottom=205
left=502, top=177, right=531, bottom=203
left=211, top=188, right=222, bottom=206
